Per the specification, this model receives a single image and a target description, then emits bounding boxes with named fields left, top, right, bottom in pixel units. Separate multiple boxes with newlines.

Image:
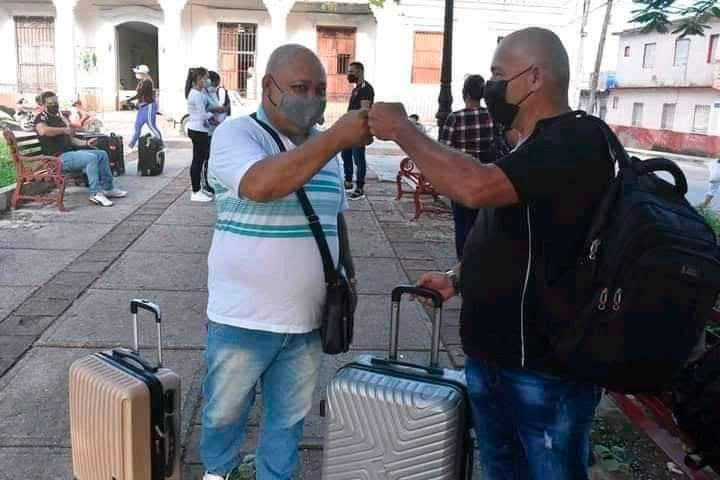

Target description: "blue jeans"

left=465, top=358, right=601, bottom=480
left=60, top=149, right=114, bottom=193
left=342, top=147, right=367, bottom=189
left=200, top=322, right=322, bottom=479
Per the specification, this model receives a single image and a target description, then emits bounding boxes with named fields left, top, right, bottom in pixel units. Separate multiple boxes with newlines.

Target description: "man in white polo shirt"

left=201, top=44, right=371, bottom=480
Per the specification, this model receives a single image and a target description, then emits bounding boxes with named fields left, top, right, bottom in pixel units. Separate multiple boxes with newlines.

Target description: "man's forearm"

left=39, top=126, right=70, bottom=137
left=393, top=124, right=513, bottom=208
left=70, top=137, right=88, bottom=148
left=240, top=130, right=343, bottom=202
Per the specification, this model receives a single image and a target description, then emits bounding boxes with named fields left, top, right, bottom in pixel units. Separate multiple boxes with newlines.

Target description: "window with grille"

left=624, top=46, right=630, bottom=57
left=643, top=43, right=656, bottom=69
left=674, top=38, right=690, bottom=66
left=412, top=32, right=443, bottom=84
left=632, top=103, right=644, bottom=127
left=612, top=96, right=619, bottom=109
left=337, top=54, right=350, bottom=74
left=693, top=105, right=711, bottom=134
left=14, top=17, right=56, bottom=93
left=661, top=103, right=676, bottom=129
left=217, top=23, right=257, bottom=97
left=497, top=36, right=505, bottom=44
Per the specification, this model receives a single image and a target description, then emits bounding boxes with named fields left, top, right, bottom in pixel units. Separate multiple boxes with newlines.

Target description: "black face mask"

left=347, top=74, right=358, bottom=84
left=484, top=65, right=535, bottom=128
left=46, top=104, right=59, bottom=115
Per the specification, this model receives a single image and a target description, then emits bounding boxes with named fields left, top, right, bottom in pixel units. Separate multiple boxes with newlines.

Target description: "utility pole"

left=588, top=0, right=614, bottom=116
left=575, top=0, right=591, bottom=109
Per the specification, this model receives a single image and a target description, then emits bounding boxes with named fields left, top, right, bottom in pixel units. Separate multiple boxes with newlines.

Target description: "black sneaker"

left=344, top=181, right=354, bottom=192
left=348, top=189, right=366, bottom=200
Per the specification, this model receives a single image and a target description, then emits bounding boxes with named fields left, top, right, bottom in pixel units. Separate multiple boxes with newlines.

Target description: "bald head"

left=262, top=44, right=328, bottom=137
left=266, top=44, right=324, bottom=79
left=496, top=28, right=570, bottom=94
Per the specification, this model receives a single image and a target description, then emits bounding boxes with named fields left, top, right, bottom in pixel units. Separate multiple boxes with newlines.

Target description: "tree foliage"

left=632, top=0, right=720, bottom=36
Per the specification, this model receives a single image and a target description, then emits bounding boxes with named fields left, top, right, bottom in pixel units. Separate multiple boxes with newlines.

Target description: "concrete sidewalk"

left=0, top=146, right=454, bottom=479
left=0, top=142, right=676, bottom=480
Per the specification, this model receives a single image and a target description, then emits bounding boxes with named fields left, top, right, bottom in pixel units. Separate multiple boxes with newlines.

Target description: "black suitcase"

left=138, top=133, right=165, bottom=176
left=94, top=133, right=125, bottom=176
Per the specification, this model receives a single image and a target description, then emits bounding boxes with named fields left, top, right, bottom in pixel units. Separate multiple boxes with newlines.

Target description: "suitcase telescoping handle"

left=390, top=285, right=443, bottom=368
left=130, top=299, right=163, bottom=368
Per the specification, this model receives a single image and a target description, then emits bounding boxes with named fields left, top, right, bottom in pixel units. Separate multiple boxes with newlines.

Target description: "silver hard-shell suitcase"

left=321, top=286, right=472, bottom=479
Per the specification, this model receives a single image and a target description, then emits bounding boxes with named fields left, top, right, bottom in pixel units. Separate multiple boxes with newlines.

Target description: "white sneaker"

left=202, top=473, right=226, bottom=480
left=89, top=192, right=113, bottom=207
left=191, top=191, right=214, bottom=202
left=104, top=188, right=128, bottom=198
left=201, top=189, right=215, bottom=199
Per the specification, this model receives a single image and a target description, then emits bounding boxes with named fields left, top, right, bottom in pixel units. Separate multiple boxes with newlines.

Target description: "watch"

left=445, top=269, right=461, bottom=293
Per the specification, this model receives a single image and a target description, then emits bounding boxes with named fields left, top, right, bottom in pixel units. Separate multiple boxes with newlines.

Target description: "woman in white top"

left=185, top=67, right=225, bottom=202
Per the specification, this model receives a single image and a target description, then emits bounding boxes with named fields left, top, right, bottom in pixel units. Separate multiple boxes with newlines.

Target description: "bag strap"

left=249, top=113, right=338, bottom=283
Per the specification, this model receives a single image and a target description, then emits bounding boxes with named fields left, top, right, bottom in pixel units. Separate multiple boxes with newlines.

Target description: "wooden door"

left=317, top=27, right=356, bottom=101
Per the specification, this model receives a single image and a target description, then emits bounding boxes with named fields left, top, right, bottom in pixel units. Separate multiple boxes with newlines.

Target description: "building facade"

left=605, top=20, right=720, bottom=156
left=0, top=0, right=630, bottom=127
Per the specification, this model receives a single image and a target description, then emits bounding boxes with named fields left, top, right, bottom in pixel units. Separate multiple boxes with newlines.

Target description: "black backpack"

left=541, top=117, right=720, bottom=393
left=672, top=335, right=720, bottom=471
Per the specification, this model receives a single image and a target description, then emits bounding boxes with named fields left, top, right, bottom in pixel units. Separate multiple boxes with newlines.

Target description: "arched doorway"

left=115, top=21, right=159, bottom=109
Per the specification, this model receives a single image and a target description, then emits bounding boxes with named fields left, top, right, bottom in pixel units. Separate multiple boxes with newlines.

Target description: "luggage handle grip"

left=370, top=358, right=444, bottom=376
left=390, top=285, right=443, bottom=368
left=391, top=285, right=443, bottom=307
left=110, top=348, right=158, bottom=373
left=130, top=299, right=163, bottom=368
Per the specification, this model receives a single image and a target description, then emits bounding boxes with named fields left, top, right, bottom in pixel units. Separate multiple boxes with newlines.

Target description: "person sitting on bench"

left=35, top=91, right=127, bottom=207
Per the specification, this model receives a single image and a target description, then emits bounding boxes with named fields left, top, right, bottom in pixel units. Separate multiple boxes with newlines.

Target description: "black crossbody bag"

left=250, top=114, right=355, bottom=354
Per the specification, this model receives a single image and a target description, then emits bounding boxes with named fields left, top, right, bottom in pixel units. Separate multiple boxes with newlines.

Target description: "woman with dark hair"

left=128, top=78, right=162, bottom=149
left=185, top=67, right=224, bottom=202
left=439, top=74, right=494, bottom=259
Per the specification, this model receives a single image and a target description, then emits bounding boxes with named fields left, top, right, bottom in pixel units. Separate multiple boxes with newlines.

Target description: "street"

left=365, top=151, right=713, bottom=207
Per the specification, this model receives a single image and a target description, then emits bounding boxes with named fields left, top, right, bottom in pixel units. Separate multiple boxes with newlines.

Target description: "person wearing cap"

left=121, top=65, right=154, bottom=110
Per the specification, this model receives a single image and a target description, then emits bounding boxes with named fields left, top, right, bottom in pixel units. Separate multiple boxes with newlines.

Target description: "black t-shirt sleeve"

left=496, top=122, right=611, bottom=203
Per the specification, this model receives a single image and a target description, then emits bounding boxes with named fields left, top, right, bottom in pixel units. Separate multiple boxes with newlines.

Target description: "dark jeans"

left=451, top=201, right=478, bottom=259
left=188, top=129, right=211, bottom=193
left=342, top=147, right=367, bottom=189
left=465, top=358, right=601, bottom=480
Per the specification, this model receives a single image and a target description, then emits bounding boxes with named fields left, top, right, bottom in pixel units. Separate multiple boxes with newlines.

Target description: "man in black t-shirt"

left=342, top=61, right=374, bottom=200
left=35, top=91, right=127, bottom=207
left=368, top=28, right=612, bottom=479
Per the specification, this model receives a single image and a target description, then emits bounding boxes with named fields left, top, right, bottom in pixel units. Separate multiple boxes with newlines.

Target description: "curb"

left=0, top=184, right=15, bottom=213
left=627, top=148, right=713, bottom=166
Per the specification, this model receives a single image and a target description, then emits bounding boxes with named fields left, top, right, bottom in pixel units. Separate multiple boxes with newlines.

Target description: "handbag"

left=250, top=113, right=355, bottom=354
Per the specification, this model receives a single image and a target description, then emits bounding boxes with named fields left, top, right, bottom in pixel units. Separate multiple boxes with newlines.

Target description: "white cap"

left=133, top=65, right=150, bottom=75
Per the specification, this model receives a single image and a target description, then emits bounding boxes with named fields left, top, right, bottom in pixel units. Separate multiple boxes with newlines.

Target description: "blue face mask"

left=267, top=76, right=326, bottom=133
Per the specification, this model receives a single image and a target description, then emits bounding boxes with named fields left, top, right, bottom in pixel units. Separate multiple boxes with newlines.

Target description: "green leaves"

left=631, top=0, right=720, bottom=36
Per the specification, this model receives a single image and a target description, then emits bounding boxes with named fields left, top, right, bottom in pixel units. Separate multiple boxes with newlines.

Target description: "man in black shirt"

left=343, top=61, right=374, bottom=200
left=369, top=28, right=612, bottom=479
left=35, top=91, right=127, bottom=207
